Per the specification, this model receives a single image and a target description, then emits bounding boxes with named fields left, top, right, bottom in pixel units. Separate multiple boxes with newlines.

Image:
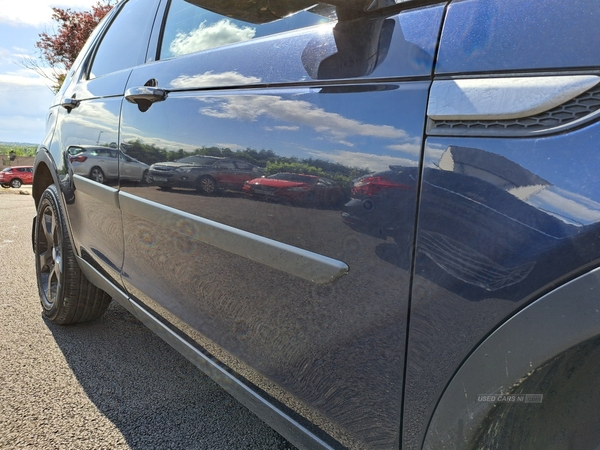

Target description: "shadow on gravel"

left=45, top=301, right=295, bottom=450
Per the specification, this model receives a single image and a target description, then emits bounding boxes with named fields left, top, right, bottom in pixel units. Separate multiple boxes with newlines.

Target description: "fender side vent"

left=428, top=84, right=600, bottom=137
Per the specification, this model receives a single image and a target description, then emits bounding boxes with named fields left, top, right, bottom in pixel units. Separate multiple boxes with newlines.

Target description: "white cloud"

left=0, top=77, right=54, bottom=143
left=169, top=19, right=255, bottom=57
left=0, top=0, right=100, bottom=27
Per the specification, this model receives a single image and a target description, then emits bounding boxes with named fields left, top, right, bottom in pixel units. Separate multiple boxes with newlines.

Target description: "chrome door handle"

left=61, top=97, right=80, bottom=111
left=125, top=86, right=168, bottom=112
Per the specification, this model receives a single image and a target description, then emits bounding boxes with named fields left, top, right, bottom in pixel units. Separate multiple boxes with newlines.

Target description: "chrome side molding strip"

left=119, top=191, right=349, bottom=285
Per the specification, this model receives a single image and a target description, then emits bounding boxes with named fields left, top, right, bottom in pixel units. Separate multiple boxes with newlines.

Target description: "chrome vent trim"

left=427, top=76, right=600, bottom=137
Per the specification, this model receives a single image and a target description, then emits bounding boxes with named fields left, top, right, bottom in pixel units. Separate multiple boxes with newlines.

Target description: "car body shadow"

left=44, top=301, right=295, bottom=450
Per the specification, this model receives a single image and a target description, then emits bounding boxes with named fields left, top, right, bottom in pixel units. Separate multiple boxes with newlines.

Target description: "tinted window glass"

left=234, top=161, right=253, bottom=170
left=89, top=0, right=159, bottom=79
left=160, top=0, right=334, bottom=59
left=177, top=156, right=219, bottom=165
left=216, top=161, right=236, bottom=170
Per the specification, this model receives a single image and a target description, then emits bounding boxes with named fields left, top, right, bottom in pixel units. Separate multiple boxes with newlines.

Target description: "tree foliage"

left=27, top=1, right=114, bottom=92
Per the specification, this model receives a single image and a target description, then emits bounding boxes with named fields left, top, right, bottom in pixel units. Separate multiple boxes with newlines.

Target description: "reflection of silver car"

left=68, top=146, right=150, bottom=184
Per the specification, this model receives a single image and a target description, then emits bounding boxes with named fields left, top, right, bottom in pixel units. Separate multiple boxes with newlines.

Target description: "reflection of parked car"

left=0, top=166, right=33, bottom=188
left=243, top=173, right=345, bottom=206
left=150, top=156, right=264, bottom=193
left=68, top=146, right=150, bottom=184
left=342, top=166, right=417, bottom=238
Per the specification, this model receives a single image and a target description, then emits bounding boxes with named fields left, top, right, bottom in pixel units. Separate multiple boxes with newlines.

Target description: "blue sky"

left=0, top=0, right=98, bottom=144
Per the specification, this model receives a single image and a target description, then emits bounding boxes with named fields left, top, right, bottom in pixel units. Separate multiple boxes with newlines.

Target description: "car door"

left=404, top=0, right=600, bottom=448
left=52, top=0, right=159, bottom=282
left=211, top=160, right=237, bottom=190
left=118, top=1, right=444, bottom=448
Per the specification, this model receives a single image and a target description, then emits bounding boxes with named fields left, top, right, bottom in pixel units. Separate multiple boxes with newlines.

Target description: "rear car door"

left=119, top=1, right=444, bottom=448
left=52, top=0, right=159, bottom=282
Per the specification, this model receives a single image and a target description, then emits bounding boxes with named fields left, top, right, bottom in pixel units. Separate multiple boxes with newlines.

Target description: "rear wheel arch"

left=33, top=160, right=55, bottom=208
left=34, top=184, right=111, bottom=324
left=424, top=267, right=600, bottom=449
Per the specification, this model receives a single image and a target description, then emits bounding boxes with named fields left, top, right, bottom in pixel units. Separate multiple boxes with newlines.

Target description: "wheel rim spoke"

left=38, top=203, right=62, bottom=307
left=43, top=211, right=54, bottom=248
left=39, top=249, right=52, bottom=270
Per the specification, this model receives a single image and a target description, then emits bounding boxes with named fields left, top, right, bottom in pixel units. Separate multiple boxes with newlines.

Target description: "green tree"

left=21, top=1, right=114, bottom=93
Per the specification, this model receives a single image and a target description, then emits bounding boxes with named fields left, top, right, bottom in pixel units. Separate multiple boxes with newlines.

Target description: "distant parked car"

left=0, top=166, right=33, bottom=188
left=150, top=156, right=264, bottom=193
left=244, top=173, right=345, bottom=206
left=68, top=146, right=150, bottom=184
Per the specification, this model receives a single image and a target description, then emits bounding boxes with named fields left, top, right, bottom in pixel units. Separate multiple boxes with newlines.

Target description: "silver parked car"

left=68, top=145, right=150, bottom=184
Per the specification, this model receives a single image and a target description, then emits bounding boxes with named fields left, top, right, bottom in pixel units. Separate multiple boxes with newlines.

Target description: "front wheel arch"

left=424, top=268, right=600, bottom=449
left=470, top=336, right=600, bottom=449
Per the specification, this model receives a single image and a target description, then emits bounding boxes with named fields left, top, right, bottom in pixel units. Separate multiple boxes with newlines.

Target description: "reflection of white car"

left=68, top=146, right=150, bottom=184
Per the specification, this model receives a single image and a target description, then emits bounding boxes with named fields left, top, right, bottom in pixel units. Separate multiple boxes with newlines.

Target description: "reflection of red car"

left=243, top=173, right=345, bottom=206
left=0, top=166, right=33, bottom=188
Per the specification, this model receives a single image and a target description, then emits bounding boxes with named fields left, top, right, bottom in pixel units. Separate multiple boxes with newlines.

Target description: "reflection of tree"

left=265, top=159, right=368, bottom=187
left=124, top=139, right=370, bottom=187
left=123, top=140, right=170, bottom=165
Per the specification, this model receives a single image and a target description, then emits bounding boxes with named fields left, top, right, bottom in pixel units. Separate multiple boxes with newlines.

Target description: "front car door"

left=119, top=1, right=444, bottom=448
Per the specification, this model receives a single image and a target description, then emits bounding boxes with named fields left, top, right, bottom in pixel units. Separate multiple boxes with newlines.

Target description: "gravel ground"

left=0, top=189, right=296, bottom=449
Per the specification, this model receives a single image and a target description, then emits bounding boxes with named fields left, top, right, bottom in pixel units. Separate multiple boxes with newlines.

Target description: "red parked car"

left=0, top=166, right=33, bottom=188
left=243, top=172, right=345, bottom=206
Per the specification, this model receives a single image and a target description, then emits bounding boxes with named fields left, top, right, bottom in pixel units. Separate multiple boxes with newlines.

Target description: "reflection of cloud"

left=170, top=71, right=261, bottom=88
left=308, top=149, right=417, bottom=173
left=200, top=95, right=408, bottom=141
left=169, top=19, right=256, bottom=57
left=527, top=186, right=600, bottom=226
left=216, top=142, right=246, bottom=151
left=387, top=142, right=421, bottom=156
left=120, top=129, right=198, bottom=154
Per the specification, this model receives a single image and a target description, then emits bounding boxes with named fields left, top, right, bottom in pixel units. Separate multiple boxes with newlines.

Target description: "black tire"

left=1, top=183, right=9, bottom=189
left=198, top=176, right=217, bottom=194
left=34, top=184, right=111, bottom=324
left=10, top=178, right=22, bottom=188
left=89, top=166, right=105, bottom=184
